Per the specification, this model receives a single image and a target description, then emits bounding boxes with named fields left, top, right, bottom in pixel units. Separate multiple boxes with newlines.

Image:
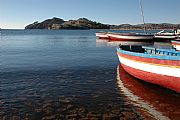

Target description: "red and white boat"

left=95, top=32, right=109, bottom=39
left=107, top=32, right=154, bottom=41
left=172, top=40, right=180, bottom=51
left=154, top=30, right=178, bottom=40
left=117, top=45, right=180, bottom=92
left=105, top=0, right=153, bottom=41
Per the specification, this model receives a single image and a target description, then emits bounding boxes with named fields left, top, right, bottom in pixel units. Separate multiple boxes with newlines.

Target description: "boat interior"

left=119, top=45, right=180, bottom=56
left=119, top=45, right=145, bottom=53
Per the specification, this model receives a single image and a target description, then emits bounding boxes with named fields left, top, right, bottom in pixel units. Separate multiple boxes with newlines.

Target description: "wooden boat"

left=117, top=64, right=180, bottom=120
left=95, top=32, right=109, bottom=39
left=117, top=45, right=180, bottom=92
left=106, top=32, right=154, bottom=41
left=172, top=40, right=180, bottom=51
left=106, top=0, right=153, bottom=42
left=154, top=30, right=178, bottom=40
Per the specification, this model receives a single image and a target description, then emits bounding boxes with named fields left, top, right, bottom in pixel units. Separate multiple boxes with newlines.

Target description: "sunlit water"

left=0, top=29, right=179, bottom=120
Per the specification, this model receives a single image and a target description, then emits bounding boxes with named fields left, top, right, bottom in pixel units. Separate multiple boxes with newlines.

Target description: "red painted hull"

left=109, top=36, right=153, bottom=42
left=108, top=36, right=150, bottom=41
left=107, top=33, right=153, bottom=41
left=98, top=37, right=109, bottom=39
left=95, top=33, right=109, bottom=39
left=121, top=63, right=180, bottom=92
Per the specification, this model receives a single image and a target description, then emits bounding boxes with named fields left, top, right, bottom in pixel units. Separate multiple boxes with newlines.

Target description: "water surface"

left=0, top=29, right=179, bottom=120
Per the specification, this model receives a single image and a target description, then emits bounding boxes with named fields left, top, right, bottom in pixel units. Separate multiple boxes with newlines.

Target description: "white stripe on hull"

left=154, top=35, right=177, bottom=39
left=96, top=34, right=108, bottom=38
left=95, top=33, right=108, bottom=38
left=118, top=56, right=180, bottom=77
left=107, top=34, right=153, bottom=40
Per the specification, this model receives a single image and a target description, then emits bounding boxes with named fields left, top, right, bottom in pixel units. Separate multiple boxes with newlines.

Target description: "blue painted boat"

left=117, top=45, right=180, bottom=92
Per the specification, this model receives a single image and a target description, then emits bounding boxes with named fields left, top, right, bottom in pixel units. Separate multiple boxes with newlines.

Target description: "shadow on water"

left=116, top=64, right=180, bottom=120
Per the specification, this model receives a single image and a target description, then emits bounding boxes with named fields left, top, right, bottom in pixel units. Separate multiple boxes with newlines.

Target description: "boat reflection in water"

left=96, top=39, right=109, bottom=47
left=96, top=39, right=153, bottom=47
left=107, top=40, right=153, bottom=47
left=116, top=65, right=180, bottom=120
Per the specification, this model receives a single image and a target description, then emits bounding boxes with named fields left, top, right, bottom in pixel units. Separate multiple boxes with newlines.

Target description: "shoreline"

left=0, top=28, right=177, bottom=30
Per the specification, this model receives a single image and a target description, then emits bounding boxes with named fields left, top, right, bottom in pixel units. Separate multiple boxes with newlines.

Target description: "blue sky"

left=0, top=0, right=180, bottom=29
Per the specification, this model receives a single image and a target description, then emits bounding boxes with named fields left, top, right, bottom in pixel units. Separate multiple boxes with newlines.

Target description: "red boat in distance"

left=106, top=32, right=154, bottom=41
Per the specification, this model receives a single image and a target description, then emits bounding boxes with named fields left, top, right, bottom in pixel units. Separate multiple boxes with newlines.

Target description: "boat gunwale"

left=154, top=34, right=177, bottom=36
left=107, top=32, right=153, bottom=37
left=142, top=46, right=180, bottom=54
left=117, top=47, right=180, bottom=60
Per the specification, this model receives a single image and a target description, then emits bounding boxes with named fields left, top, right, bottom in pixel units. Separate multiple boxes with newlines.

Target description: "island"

left=25, top=17, right=180, bottom=30
left=25, top=17, right=110, bottom=30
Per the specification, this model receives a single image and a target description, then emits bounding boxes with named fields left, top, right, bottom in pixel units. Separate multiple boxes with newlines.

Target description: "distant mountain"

left=111, top=23, right=180, bottom=30
left=25, top=17, right=180, bottom=30
left=25, top=17, right=110, bottom=29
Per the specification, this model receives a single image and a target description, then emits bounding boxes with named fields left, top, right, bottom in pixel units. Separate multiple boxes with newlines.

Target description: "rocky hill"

left=25, top=17, right=110, bottom=29
left=110, top=23, right=180, bottom=30
left=25, top=17, right=180, bottom=30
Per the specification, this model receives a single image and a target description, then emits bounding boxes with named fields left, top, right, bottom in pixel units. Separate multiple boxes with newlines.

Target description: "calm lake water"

left=0, top=29, right=179, bottom=120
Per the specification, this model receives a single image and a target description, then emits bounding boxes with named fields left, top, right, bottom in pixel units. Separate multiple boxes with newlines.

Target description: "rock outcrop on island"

left=25, top=17, right=110, bottom=30
left=25, top=17, right=180, bottom=30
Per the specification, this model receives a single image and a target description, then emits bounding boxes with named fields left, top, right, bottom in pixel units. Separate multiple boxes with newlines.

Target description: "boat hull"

left=154, top=35, right=177, bottom=39
left=107, top=33, right=153, bottom=41
left=95, top=33, right=109, bottom=39
left=154, top=35, right=178, bottom=41
left=154, top=30, right=178, bottom=40
left=117, top=50, right=180, bottom=92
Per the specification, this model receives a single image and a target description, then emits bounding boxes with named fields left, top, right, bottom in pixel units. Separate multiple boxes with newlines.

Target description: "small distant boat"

left=107, top=32, right=154, bottom=41
left=106, top=0, right=153, bottom=42
left=154, top=30, right=178, bottom=40
left=117, top=45, right=180, bottom=92
left=172, top=40, right=180, bottom=51
left=95, top=32, right=109, bottom=39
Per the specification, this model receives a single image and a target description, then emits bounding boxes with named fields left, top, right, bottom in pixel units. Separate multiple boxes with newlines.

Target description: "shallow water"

left=0, top=29, right=179, bottom=120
